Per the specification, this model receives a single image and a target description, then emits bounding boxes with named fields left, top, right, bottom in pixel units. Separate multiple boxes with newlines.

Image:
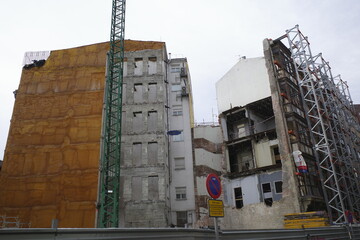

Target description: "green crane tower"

left=97, top=0, right=126, bottom=228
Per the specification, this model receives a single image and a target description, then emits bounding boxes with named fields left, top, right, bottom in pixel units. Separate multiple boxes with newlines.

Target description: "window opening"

left=176, top=187, right=186, bottom=200
left=174, top=157, right=185, bottom=170
left=262, top=183, right=273, bottom=206
left=176, top=211, right=187, bottom=227
left=234, top=187, right=243, bottom=209
left=274, top=181, right=283, bottom=194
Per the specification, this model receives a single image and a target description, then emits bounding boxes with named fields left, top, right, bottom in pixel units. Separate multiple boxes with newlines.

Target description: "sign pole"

left=214, top=216, right=219, bottom=240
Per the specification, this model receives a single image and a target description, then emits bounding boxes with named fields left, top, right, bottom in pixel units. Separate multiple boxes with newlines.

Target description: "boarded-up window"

left=134, top=83, right=143, bottom=103
left=121, top=111, right=126, bottom=132
left=176, top=187, right=186, bottom=200
left=131, top=176, right=142, bottom=200
left=174, top=157, right=185, bottom=170
left=148, top=57, right=157, bottom=75
left=148, top=83, right=157, bottom=102
left=120, top=141, right=125, bottom=166
left=148, top=111, right=157, bottom=132
left=133, top=112, right=143, bottom=133
left=176, top=211, right=187, bottom=227
left=123, top=60, right=128, bottom=76
left=134, top=58, right=143, bottom=76
left=148, top=142, right=158, bottom=165
left=122, top=83, right=127, bottom=103
left=148, top=175, right=159, bottom=200
left=234, top=187, right=243, bottom=209
left=132, top=142, right=142, bottom=166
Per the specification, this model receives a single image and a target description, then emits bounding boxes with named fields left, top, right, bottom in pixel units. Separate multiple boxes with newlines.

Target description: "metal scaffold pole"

left=285, top=25, right=360, bottom=224
left=97, top=0, right=126, bottom=228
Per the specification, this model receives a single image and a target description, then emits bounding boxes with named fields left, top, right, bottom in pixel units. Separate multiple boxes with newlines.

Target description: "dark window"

left=273, top=147, right=280, bottom=164
left=275, top=181, right=283, bottom=194
left=262, top=183, right=273, bottom=207
left=176, top=211, right=187, bottom=227
left=262, top=183, right=271, bottom=193
left=234, top=187, right=243, bottom=209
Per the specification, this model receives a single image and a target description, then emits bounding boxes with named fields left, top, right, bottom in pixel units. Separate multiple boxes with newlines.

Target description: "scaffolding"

left=274, top=25, right=360, bottom=224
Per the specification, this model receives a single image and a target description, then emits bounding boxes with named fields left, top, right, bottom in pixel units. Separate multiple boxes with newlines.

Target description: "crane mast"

left=97, top=0, right=126, bottom=228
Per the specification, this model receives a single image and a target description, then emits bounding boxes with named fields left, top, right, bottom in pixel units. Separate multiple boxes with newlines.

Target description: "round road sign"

left=206, top=174, right=221, bottom=199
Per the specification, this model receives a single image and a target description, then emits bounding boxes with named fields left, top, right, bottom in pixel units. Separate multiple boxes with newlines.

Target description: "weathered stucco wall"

left=0, top=40, right=165, bottom=228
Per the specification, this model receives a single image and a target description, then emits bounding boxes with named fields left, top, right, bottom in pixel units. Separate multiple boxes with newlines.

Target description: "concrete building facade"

left=167, top=58, right=196, bottom=227
left=0, top=40, right=196, bottom=228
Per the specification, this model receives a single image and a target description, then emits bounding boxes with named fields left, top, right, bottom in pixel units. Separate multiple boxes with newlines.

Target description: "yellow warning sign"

left=208, top=199, right=224, bottom=217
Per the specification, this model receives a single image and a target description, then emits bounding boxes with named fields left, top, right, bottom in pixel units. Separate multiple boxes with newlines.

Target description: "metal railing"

left=0, top=225, right=359, bottom=240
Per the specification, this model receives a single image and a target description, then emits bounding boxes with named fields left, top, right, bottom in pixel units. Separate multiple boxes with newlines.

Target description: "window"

left=262, top=183, right=273, bottom=206
left=148, top=176, right=159, bottom=200
left=234, top=187, right=243, bottom=209
left=147, top=142, right=158, bottom=165
left=132, top=142, right=142, bottom=166
left=176, top=187, right=186, bottom=200
left=176, top=211, right=187, bottom=227
left=174, top=76, right=181, bottom=83
left=147, top=111, right=157, bottom=132
left=122, top=83, right=127, bottom=103
left=274, top=181, right=283, bottom=194
left=272, top=146, right=281, bottom=164
left=121, top=111, right=126, bottom=132
left=148, top=57, right=157, bottom=75
left=172, top=131, right=184, bottom=142
left=134, top=83, right=143, bottom=103
left=174, top=157, right=185, bottom=170
left=171, top=67, right=181, bottom=73
left=134, top=58, right=143, bottom=76
left=148, top=83, right=157, bottom=102
left=171, top=84, right=182, bottom=92
left=133, top=112, right=143, bottom=133
left=123, top=59, right=128, bottom=76
left=173, top=109, right=183, bottom=116
left=131, top=176, right=142, bottom=200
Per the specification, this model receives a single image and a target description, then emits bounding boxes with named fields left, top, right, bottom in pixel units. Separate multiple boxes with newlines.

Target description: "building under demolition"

left=215, top=26, right=360, bottom=229
left=0, top=26, right=359, bottom=230
left=0, top=40, right=196, bottom=228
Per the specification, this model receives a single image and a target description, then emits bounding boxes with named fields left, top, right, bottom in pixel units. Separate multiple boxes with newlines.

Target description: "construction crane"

left=97, top=0, right=126, bottom=228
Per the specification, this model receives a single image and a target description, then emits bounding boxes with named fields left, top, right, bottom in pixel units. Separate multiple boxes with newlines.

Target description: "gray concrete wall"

left=120, top=47, right=170, bottom=227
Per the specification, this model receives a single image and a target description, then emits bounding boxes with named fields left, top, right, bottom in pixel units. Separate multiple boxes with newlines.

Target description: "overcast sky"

left=1, top=0, right=359, bottom=159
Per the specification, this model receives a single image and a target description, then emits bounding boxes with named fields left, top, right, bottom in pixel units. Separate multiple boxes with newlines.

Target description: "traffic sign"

left=206, top=174, right=221, bottom=199
left=208, top=199, right=224, bottom=217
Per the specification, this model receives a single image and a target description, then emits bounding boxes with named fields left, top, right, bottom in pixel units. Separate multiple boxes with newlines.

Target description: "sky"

left=0, top=0, right=359, bottom=159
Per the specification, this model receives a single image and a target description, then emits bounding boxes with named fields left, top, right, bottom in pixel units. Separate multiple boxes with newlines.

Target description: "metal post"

left=214, top=217, right=219, bottom=240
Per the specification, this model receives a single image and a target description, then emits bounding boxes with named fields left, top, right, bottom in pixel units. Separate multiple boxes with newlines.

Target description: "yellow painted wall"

left=0, top=41, right=165, bottom=228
